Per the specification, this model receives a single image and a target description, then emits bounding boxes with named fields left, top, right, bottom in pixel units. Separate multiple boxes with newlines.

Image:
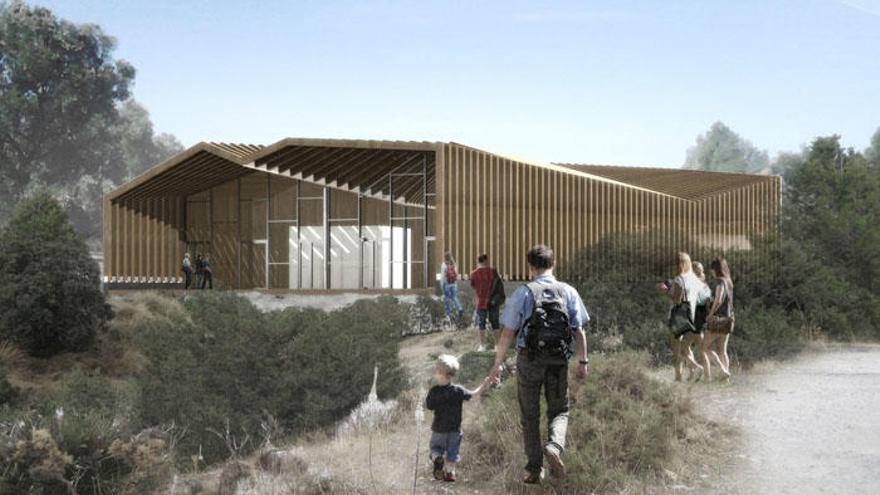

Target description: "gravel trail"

left=697, top=344, right=880, bottom=495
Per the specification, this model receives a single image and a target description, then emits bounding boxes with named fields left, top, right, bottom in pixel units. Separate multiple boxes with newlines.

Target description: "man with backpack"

left=469, top=254, right=506, bottom=351
left=488, top=245, right=589, bottom=484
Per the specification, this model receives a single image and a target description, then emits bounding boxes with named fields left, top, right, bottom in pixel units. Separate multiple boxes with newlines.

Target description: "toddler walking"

left=425, top=354, right=494, bottom=482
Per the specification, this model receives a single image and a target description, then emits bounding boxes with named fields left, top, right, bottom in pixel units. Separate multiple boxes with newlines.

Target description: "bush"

left=558, top=230, right=840, bottom=367
left=728, top=305, right=806, bottom=366
left=408, top=294, right=446, bottom=334
left=0, top=414, right=175, bottom=495
left=456, top=351, right=495, bottom=386
left=131, top=292, right=408, bottom=464
left=0, top=366, right=17, bottom=406
left=0, top=192, right=110, bottom=356
left=469, top=352, right=698, bottom=493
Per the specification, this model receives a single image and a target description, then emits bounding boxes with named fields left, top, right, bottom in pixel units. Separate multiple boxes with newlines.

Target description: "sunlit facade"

left=102, top=138, right=781, bottom=290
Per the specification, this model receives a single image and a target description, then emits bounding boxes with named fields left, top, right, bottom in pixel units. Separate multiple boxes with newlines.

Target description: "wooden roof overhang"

left=555, top=163, right=773, bottom=201
left=106, top=139, right=441, bottom=207
left=107, top=142, right=264, bottom=203
left=244, top=138, right=439, bottom=205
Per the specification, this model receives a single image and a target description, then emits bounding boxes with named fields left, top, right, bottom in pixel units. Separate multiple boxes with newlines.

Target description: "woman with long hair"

left=701, top=257, right=735, bottom=380
left=657, top=252, right=707, bottom=381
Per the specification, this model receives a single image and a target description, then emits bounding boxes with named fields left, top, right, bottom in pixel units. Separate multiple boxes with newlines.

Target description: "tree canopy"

left=683, top=121, right=769, bottom=173
left=865, top=127, right=880, bottom=167
left=0, top=1, right=182, bottom=242
left=0, top=192, right=110, bottom=356
left=782, top=136, right=880, bottom=294
left=0, top=1, right=133, bottom=209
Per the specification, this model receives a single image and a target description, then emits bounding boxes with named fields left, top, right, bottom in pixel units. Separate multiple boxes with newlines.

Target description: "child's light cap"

left=436, top=354, right=460, bottom=376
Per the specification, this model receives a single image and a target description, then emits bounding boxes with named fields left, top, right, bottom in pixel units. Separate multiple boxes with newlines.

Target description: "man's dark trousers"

left=516, top=352, right=570, bottom=476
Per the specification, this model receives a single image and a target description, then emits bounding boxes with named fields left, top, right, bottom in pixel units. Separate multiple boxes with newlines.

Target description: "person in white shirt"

left=656, top=252, right=706, bottom=381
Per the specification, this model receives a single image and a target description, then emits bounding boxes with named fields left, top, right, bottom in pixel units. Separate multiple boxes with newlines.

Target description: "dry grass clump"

left=468, top=351, right=707, bottom=494
left=0, top=340, right=27, bottom=371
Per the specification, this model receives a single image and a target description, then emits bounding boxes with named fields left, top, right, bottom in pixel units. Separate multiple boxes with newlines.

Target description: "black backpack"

left=489, top=269, right=506, bottom=308
left=525, top=282, right=572, bottom=358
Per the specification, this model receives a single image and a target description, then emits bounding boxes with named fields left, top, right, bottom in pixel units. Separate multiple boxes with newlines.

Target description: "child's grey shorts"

left=429, top=430, right=463, bottom=462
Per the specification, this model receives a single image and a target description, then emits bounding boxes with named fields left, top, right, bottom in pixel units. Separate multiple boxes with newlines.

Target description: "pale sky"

left=36, top=0, right=880, bottom=168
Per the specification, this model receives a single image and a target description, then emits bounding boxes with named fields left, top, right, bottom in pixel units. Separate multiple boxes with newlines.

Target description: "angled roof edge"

left=240, top=137, right=442, bottom=164
left=556, top=162, right=779, bottom=201
left=448, top=142, right=683, bottom=200
left=105, top=142, right=261, bottom=201
left=558, top=162, right=780, bottom=179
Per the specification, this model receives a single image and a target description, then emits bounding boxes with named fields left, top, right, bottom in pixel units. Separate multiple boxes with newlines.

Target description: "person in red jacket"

left=470, top=254, right=503, bottom=351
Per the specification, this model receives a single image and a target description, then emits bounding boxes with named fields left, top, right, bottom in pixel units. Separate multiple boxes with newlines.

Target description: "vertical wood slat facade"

left=103, top=139, right=781, bottom=288
left=103, top=197, right=184, bottom=283
left=439, top=143, right=780, bottom=281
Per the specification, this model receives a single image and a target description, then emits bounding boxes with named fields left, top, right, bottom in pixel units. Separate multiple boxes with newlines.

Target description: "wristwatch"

left=578, top=359, right=589, bottom=365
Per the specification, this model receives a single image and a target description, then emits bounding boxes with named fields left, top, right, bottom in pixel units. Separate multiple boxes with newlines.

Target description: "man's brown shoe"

left=543, top=444, right=565, bottom=480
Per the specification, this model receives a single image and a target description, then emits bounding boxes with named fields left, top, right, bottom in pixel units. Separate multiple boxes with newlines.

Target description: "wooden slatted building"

left=103, top=138, right=781, bottom=290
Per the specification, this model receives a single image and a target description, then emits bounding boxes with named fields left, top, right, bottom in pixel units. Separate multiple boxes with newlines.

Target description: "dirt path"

left=696, top=344, right=880, bottom=495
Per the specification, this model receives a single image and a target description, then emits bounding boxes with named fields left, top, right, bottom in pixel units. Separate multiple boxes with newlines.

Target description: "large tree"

left=0, top=1, right=134, bottom=217
left=0, top=1, right=183, bottom=243
left=784, top=136, right=880, bottom=294
left=683, top=121, right=769, bottom=173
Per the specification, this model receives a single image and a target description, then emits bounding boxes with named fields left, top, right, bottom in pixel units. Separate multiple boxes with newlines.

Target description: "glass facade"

left=183, top=168, right=435, bottom=290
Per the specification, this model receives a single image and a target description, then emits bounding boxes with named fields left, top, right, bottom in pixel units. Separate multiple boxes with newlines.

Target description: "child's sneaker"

left=432, top=456, right=445, bottom=481
left=444, top=470, right=457, bottom=482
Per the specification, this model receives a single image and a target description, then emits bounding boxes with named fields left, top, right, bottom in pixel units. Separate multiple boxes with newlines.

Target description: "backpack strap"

left=525, top=282, right=565, bottom=312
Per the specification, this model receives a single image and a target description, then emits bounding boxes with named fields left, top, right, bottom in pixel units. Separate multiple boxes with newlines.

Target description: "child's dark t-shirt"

left=425, top=383, right=472, bottom=432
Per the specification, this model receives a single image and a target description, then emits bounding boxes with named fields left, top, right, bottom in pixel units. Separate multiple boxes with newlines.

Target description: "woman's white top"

left=674, top=271, right=707, bottom=319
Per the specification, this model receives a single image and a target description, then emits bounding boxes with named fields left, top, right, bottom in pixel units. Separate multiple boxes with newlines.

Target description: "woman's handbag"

left=706, top=314, right=735, bottom=334
left=668, top=301, right=695, bottom=337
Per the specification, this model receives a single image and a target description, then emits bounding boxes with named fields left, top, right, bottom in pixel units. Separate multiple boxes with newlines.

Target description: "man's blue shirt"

left=500, top=272, right=590, bottom=352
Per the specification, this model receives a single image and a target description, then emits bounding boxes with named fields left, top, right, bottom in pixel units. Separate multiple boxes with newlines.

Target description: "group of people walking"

left=427, top=246, right=736, bottom=485
left=658, top=252, right=736, bottom=382
left=181, top=252, right=213, bottom=290
left=439, top=252, right=507, bottom=351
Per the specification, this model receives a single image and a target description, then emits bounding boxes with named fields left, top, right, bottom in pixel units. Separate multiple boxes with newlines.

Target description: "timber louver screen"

left=103, top=138, right=781, bottom=289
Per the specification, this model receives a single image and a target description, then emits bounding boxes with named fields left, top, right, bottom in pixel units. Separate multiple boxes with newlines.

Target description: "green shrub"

left=409, top=294, right=446, bottom=334
left=469, top=352, right=698, bottom=493
left=456, top=351, right=495, bottom=386
left=131, top=292, right=408, bottom=464
left=52, top=369, right=142, bottom=427
left=728, top=305, right=806, bottom=367
left=0, top=366, right=17, bottom=406
left=0, top=192, right=110, bottom=356
left=557, top=230, right=848, bottom=367
left=620, top=320, right=670, bottom=365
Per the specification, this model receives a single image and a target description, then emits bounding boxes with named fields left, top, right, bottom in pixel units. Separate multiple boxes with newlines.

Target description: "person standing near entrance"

left=470, top=254, right=504, bottom=351
left=200, top=255, right=213, bottom=289
left=439, top=252, right=463, bottom=320
left=489, top=245, right=589, bottom=484
left=182, top=253, right=193, bottom=289
left=194, top=254, right=204, bottom=289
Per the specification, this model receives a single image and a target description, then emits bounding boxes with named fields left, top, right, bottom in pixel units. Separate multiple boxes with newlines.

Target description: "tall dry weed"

left=0, top=340, right=27, bottom=371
